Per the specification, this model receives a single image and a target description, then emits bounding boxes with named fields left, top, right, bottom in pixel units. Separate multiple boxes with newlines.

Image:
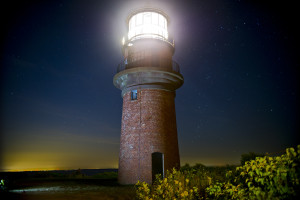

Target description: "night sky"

left=1, top=0, right=299, bottom=171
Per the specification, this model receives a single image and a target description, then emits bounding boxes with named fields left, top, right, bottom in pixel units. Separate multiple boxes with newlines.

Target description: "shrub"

left=0, top=179, right=5, bottom=191
left=206, top=145, right=300, bottom=200
left=136, top=168, right=211, bottom=199
left=92, top=171, right=118, bottom=179
left=240, top=152, right=265, bottom=165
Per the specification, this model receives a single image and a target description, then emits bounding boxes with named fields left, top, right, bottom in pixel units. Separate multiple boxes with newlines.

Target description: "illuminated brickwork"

left=118, top=89, right=180, bottom=184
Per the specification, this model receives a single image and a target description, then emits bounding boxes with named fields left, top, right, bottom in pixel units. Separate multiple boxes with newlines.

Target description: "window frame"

left=131, top=90, right=138, bottom=100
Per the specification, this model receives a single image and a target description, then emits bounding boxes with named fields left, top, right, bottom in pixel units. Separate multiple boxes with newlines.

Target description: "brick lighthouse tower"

left=113, top=7, right=184, bottom=184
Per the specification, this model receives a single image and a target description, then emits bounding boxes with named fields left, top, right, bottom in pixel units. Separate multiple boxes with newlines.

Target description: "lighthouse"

left=113, top=7, right=184, bottom=184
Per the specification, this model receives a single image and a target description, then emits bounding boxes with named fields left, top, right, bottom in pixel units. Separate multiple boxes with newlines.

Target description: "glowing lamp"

left=127, top=10, right=169, bottom=41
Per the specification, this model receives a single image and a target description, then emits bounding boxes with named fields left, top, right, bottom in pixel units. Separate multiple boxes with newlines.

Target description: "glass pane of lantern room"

left=129, top=16, right=134, bottom=30
left=152, top=12, right=158, bottom=25
left=144, top=12, right=151, bottom=24
left=137, top=13, right=142, bottom=25
left=153, top=26, right=158, bottom=35
left=159, top=14, right=164, bottom=27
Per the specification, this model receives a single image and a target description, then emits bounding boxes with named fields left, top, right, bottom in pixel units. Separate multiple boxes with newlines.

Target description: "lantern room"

left=117, top=8, right=178, bottom=78
left=123, top=8, right=172, bottom=44
left=127, top=11, right=168, bottom=41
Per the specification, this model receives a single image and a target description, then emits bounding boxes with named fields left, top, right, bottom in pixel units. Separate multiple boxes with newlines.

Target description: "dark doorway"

left=152, top=152, right=164, bottom=182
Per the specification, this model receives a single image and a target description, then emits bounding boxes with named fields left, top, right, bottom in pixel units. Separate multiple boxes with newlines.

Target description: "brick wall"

left=118, top=89, right=180, bottom=184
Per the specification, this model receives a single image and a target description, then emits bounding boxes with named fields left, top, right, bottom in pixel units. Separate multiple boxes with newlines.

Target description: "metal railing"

left=127, top=33, right=175, bottom=47
left=117, top=57, right=180, bottom=73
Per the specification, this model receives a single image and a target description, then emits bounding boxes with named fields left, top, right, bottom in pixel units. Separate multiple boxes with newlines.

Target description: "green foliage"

left=91, top=171, right=118, bottom=179
left=135, top=168, right=210, bottom=199
left=181, top=163, right=236, bottom=183
left=135, top=145, right=299, bottom=199
left=206, top=145, right=300, bottom=200
left=0, top=179, right=5, bottom=191
left=240, top=152, right=265, bottom=165
left=71, top=168, right=84, bottom=178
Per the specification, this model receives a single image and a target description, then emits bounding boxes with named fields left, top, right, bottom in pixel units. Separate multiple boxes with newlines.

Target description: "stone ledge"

left=113, top=67, right=184, bottom=96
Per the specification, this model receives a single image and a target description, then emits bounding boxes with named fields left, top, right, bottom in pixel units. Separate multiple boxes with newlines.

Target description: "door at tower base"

left=152, top=152, right=164, bottom=182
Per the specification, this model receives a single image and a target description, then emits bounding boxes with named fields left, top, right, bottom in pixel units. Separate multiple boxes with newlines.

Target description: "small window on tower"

left=131, top=90, right=138, bottom=100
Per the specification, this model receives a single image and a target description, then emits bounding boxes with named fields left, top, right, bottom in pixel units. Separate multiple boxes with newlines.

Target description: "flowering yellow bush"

left=135, top=168, right=210, bottom=199
left=206, top=145, right=300, bottom=199
left=136, top=145, right=300, bottom=199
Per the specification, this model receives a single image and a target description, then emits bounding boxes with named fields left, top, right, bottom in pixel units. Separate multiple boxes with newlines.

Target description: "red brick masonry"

left=118, top=89, right=180, bottom=184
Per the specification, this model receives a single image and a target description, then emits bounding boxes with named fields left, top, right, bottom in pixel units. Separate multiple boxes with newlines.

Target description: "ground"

left=1, top=178, right=136, bottom=200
